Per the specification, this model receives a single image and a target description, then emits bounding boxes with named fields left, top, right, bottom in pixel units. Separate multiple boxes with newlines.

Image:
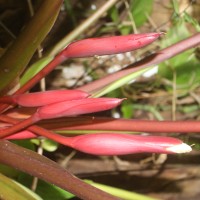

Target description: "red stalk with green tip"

left=0, top=98, right=123, bottom=138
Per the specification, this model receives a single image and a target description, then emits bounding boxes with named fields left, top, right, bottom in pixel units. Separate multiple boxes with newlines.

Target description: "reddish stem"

left=16, top=54, right=66, bottom=95
left=2, top=114, right=200, bottom=135
left=0, top=115, right=72, bottom=146
left=0, top=116, right=36, bottom=138
left=0, top=140, right=119, bottom=200
left=41, top=117, right=200, bottom=133
left=0, top=54, right=66, bottom=113
left=0, top=96, right=14, bottom=104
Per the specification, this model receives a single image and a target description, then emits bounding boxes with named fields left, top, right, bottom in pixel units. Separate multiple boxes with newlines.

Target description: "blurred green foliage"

left=0, top=0, right=199, bottom=199
left=109, top=0, right=154, bottom=34
left=158, top=20, right=200, bottom=93
left=0, top=173, right=42, bottom=200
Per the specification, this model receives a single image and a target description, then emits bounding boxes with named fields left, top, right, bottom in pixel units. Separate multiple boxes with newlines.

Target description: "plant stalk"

left=42, top=116, right=200, bottom=133
left=0, top=55, right=66, bottom=113
left=0, top=140, right=120, bottom=200
left=0, top=115, right=73, bottom=146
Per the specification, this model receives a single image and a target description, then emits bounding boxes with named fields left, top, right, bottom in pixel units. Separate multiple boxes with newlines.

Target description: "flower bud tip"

left=166, top=143, right=192, bottom=153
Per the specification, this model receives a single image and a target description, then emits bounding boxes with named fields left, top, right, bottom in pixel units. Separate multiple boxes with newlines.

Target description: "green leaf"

left=158, top=21, right=200, bottom=91
left=0, top=173, right=42, bottom=200
left=88, top=180, right=158, bottom=200
left=31, top=139, right=58, bottom=152
left=20, top=57, right=53, bottom=86
left=119, top=25, right=132, bottom=35
left=64, top=0, right=77, bottom=27
left=92, top=67, right=153, bottom=97
left=13, top=140, right=36, bottom=151
left=130, top=0, right=153, bottom=27
left=0, top=140, right=115, bottom=200
left=0, top=164, right=19, bottom=178
left=0, top=0, right=62, bottom=94
left=161, top=20, right=190, bottom=48
left=108, top=6, right=119, bottom=23
left=172, top=0, right=179, bottom=15
left=18, top=174, right=74, bottom=200
left=121, top=100, right=133, bottom=119
left=183, top=12, right=200, bottom=32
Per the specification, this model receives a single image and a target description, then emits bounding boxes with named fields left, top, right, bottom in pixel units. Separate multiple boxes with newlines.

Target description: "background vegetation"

left=0, top=0, right=199, bottom=199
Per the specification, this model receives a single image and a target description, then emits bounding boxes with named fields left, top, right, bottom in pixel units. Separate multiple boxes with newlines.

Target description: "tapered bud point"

left=69, top=133, right=191, bottom=156
left=61, top=33, right=162, bottom=58
left=166, top=143, right=192, bottom=153
left=11, top=90, right=89, bottom=107
left=34, top=98, right=123, bottom=120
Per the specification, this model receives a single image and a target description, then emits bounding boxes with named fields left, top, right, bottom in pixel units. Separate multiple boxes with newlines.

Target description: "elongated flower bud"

left=60, top=33, right=162, bottom=58
left=69, top=133, right=192, bottom=155
left=0, top=90, right=89, bottom=107
left=3, top=131, right=192, bottom=155
left=33, top=98, right=123, bottom=120
left=4, top=130, right=36, bottom=140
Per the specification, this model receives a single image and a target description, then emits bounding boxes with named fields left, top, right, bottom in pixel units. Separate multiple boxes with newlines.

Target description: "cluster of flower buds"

left=0, top=90, right=123, bottom=137
left=0, top=89, right=192, bottom=156
left=0, top=33, right=192, bottom=156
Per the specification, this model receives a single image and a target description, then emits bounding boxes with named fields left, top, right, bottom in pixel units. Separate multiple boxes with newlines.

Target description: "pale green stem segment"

left=89, top=180, right=159, bottom=200
left=92, top=67, right=153, bottom=97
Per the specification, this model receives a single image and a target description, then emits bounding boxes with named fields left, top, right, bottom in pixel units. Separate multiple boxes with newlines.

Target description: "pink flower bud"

left=69, top=133, right=192, bottom=155
left=60, top=33, right=162, bottom=58
left=34, top=98, right=123, bottom=120
left=0, top=90, right=89, bottom=107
